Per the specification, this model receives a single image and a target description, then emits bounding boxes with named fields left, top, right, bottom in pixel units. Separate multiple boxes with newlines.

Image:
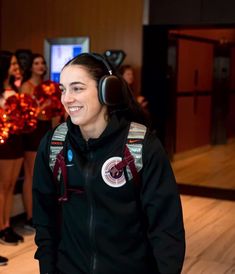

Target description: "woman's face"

left=31, top=57, right=46, bottom=76
left=122, top=68, right=134, bottom=85
left=8, top=55, right=20, bottom=77
left=60, top=65, right=108, bottom=133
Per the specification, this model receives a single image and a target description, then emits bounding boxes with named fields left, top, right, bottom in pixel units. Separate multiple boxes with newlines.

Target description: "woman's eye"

left=72, top=86, right=83, bottom=92
left=59, top=87, right=65, bottom=94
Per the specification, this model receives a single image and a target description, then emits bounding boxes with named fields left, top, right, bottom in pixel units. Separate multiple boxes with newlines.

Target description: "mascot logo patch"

left=101, top=157, right=126, bottom=187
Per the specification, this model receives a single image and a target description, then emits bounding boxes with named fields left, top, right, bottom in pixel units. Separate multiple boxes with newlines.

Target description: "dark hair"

left=0, top=50, right=18, bottom=95
left=62, top=53, right=148, bottom=126
left=15, top=49, right=33, bottom=72
left=22, top=53, right=47, bottom=82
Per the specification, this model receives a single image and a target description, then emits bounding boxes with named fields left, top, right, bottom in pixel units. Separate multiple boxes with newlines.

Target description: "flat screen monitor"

left=44, top=37, right=90, bottom=82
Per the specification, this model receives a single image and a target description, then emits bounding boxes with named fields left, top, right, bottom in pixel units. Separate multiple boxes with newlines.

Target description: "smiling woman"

left=33, top=52, right=185, bottom=274
left=59, top=65, right=108, bottom=140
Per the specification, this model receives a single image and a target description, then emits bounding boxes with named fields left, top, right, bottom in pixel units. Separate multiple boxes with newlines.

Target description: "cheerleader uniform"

left=21, top=81, right=52, bottom=152
left=0, top=89, right=24, bottom=245
left=0, top=89, right=23, bottom=159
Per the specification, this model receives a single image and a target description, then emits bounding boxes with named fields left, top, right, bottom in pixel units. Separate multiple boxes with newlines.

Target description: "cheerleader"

left=20, top=54, right=52, bottom=230
left=0, top=51, right=24, bottom=245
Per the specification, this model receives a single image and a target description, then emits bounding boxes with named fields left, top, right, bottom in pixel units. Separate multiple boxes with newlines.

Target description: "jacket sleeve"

left=32, top=131, right=59, bottom=274
left=141, top=131, right=185, bottom=274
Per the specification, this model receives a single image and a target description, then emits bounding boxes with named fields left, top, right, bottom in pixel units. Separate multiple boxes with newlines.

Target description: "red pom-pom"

left=34, top=80, right=64, bottom=120
left=18, top=93, right=39, bottom=133
left=0, top=108, right=9, bottom=144
left=4, top=93, right=39, bottom=134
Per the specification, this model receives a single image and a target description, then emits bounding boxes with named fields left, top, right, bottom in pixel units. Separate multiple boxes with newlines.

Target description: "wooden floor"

left=0, top=143, right=235, bottom=273
left=1, top=195, right=234, bottom=274
left=181, top=195, right=235, bottom=273
left=0, top=230, right=38, bottom=274
left=172, top=139, right=235, bottom=190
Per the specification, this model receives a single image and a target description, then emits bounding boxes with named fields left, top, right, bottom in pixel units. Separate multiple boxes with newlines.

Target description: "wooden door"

left=175, top=38, right=214, bottom=153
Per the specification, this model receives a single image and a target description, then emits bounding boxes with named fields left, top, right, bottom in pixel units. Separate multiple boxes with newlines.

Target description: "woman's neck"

left=30, top=74, right=43, bottom=86
left=80, top=114, right=109, bottom=141
left=3, top=78, right=11, bottom=90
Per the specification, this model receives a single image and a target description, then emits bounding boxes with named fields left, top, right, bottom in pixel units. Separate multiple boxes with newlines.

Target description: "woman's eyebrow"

left=59, top=81, right=86, bottom=89
left=70, top=81, right=86, bottom=86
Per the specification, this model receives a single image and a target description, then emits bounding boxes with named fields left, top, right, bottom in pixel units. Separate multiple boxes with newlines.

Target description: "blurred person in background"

left=119, top=64, right=149, bottom=118
left=0, top=51, right=24, bottom=247
left=20, top=53, right=51, bottom=231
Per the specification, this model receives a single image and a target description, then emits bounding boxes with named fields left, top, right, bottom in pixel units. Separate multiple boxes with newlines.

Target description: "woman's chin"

left=70, top=116, right=84, bottom=126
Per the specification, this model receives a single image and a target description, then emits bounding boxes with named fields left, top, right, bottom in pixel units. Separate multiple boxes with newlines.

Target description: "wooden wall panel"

left=176, top=97, right=211, bottom=153
left=0, top=0, right=143, bottom=90
left=177, top=39, right=213, bottom=92
left=0, top=0, right=1, bottom=47
left=176, top=39, right=213, bottom=153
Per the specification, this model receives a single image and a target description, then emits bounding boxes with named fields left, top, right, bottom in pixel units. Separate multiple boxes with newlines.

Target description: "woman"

left=20, top=53, right=51, bottom=230
left=0, top=51, right=24, bottom=246
left=33, top=53, right=185, bottom=274
left=119, top=64, right=135, bottom=89
left=119, top=64, right=149, bottom=117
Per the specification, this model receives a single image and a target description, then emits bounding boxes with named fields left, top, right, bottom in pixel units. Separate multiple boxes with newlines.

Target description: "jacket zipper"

left=86, top=145, right=97, bottom=274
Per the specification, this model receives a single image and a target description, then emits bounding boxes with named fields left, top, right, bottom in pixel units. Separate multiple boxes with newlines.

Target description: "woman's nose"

left=63, top=90, right=74, bottom=103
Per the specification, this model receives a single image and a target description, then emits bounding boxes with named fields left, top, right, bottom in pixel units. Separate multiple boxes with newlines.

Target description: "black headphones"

left=86, top=53, right=126, bottom=106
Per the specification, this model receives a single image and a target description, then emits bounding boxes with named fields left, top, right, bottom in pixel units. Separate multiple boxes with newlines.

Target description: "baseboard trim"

left=178, top=183, right=235, bottom=201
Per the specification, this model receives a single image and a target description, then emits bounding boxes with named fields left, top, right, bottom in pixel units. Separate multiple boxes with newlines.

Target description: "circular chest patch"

left=101, top=157, right=126, bottom=187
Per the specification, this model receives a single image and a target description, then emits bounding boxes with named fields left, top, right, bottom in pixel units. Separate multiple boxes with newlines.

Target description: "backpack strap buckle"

left=54, top=149, right=69, bottom=202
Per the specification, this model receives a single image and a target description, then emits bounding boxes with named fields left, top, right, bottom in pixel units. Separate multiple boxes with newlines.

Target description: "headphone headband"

left=69, top=52, right=126, bottom=106
left=87, top=53, right=113, bottom=75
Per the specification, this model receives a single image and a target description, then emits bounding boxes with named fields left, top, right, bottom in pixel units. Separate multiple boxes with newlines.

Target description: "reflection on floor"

left=0, top=195, right=235, bottom=274
left=172, top=139, right=235, bottom=190
left=181, top=195, right=235, bottom=274
left=0, top=226, right=38, bottom=274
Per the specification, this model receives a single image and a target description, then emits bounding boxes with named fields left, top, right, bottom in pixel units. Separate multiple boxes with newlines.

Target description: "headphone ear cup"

left=98, top=75, right=124, bottom=106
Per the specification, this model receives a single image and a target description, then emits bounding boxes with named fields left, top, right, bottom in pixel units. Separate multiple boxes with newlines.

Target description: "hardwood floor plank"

left=0, top=195, right=235, bottom=273
left=181, top=195, right=235, bottom=274
left=0, top=234, right=38, bottom=274
left=182, top=257, right=235, bottom=274
left=172, top=140, right=235, bottom=190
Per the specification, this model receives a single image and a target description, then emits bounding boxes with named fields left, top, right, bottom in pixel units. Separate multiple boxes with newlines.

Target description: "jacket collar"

left=66, top=114, right=129, bottom=152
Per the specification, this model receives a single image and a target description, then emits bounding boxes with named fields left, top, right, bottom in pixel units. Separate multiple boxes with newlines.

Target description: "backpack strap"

left=49, top=122, right=68, bottom=201
left=49, top=122, right=68, bottom=172
left=50, top=121, right=146, bottom=201
left=53, top=148, right=69, bottom=202
left=112, top=122, right=147, bottom=185
left=50, top=122, right=85, bottom=202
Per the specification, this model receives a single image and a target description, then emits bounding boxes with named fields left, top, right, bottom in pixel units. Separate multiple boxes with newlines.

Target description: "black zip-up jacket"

left=33, top=115, right=185, bottom=274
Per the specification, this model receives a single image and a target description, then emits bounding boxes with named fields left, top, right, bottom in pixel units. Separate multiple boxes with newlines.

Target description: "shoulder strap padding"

left=49, top=121, right=147, bottom=183
left=125, top=122, right=147, bottom=181
left=49, top=122, right=68, bottom=171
